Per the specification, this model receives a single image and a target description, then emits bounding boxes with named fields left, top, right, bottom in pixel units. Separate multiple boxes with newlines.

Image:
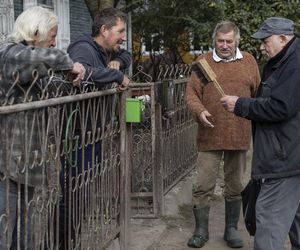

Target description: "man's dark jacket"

left=234, top=37, right=300, bottom=179
left=67, top=33, right=131, bottom=86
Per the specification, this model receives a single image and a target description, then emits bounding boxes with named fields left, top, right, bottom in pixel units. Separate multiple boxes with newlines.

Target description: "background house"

left=1, top=0, right=131, bottom=76
left=1, top=0, right=92, bottom=50
left=2, top=0, right=133, bottom=50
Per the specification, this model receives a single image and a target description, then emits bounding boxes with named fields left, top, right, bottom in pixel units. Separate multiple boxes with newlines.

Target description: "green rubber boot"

left=187, top=206, right=209, bottom=248
left=224, top=200, right=243, bottom=248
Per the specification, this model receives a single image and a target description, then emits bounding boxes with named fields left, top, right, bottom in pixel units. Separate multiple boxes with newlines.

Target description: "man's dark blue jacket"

left=67, top=33, right=131, bottom=86
left=234, top=37, right=300, bottom=179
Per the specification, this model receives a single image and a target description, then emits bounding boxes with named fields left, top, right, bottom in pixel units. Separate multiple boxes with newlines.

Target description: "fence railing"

left=0, top=75, right=129, bottom=250
left=130, top=64, right=198, bottom=218
left=0, top=64, right=197, bottom=248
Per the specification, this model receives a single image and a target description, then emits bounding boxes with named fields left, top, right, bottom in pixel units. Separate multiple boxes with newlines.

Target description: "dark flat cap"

left=252, top=17, right=294, bottom=39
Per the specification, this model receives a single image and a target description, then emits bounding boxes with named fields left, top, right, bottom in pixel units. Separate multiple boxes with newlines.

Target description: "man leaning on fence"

left=67, top=7, right=131, bottom=90
left=0, top=6, right=85, bottom=250
left=57, top=7, right=132, bottom=250
left=185, top=20, right=260, bottom=248
left=221, top=17, right=300, bottom=250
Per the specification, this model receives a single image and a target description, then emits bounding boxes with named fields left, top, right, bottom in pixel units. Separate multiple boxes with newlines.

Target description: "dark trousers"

left=254, top=175, right=300, bottom=250
left=59, top=142, right=101, bottom=249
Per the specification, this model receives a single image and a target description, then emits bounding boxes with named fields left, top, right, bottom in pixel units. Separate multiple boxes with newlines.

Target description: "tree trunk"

left=84, top=0, right=115, bottom=18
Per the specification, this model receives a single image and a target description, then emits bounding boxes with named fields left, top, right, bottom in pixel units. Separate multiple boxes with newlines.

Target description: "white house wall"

left=1, top=0, right=129, bottom=53
left=1, top=0, right=74, bottom=51
left=54, top=0, right=70, bottom=51
left=23, top=0, right=36, bottom=9
left=0, top=0, right=14, bottom=42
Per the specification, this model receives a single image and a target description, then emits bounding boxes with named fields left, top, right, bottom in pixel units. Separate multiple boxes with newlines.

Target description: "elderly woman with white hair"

left=0, top=6, right=85, bottom=249
left=1, top=5, right=85, bottom=83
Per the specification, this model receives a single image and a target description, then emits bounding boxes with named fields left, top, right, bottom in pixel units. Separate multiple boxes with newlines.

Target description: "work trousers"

left=193, top=150, right=246, bottom=206
left=254, top=175, right=300, bottom=250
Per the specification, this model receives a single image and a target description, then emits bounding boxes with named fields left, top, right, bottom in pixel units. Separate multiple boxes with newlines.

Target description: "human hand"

left=108, top=60, right=121, bottom=70
left=220, top=95, right=239, bottom=113
left=70, top=62, right=86, bottom=86
left=118, top=75, right=130, bottom=91
left=199, top=110, right=214, bottom=128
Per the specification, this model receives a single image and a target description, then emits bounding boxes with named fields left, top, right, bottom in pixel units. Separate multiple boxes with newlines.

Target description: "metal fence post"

left=151, top=83, right=164, bottom=217
left=119, top=90, right=132, bottom=250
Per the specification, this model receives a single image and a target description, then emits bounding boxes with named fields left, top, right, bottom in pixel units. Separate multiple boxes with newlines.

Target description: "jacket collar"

left=262, top=37, right=299, bottom=81
left=272, top=36, right=298, bottom=68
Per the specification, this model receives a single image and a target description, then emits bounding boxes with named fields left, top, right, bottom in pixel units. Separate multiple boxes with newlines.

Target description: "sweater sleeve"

left=1, top=43, right=73, bottom=83
left=185, top=71, right=206, bottom=123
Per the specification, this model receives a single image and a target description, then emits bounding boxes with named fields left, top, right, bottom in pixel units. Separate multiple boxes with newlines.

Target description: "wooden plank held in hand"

left=196, top=58, right=226, bottom=97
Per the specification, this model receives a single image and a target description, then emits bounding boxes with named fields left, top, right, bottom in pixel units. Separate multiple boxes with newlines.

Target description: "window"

left=37, top=0, right=53, bottom=8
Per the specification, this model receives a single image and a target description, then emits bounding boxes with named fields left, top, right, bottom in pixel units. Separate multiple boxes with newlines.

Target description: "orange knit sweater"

left=186, top=51, right=261, bottom=151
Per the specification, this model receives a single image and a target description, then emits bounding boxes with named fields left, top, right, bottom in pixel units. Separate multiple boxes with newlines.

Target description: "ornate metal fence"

left=0, top=64, right=198, bottom=249
left=161, top=77, right=198, bottom=193
left=130, top=65, right=198, bottom=217
left=0, top=74, right=129, bottom=250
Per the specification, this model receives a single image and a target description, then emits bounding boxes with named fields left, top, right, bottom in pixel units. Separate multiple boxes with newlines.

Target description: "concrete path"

left=129, top=150, right=291, bottom=250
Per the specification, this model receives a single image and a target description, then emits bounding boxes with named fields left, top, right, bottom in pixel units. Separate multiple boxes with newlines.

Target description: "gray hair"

left=9, top=6, right=58, bottom=43
left=212, top=20, right=240, bottom=47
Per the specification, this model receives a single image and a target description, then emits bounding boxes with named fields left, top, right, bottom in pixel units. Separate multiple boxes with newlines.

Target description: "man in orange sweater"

left=186, top=21, right=260, bottom=248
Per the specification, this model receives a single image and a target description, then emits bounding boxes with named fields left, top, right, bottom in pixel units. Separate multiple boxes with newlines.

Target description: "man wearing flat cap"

left=221, top=17, right=300, bottom=250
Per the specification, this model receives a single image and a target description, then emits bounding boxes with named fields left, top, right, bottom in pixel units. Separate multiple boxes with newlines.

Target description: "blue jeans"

left=0, top=178, right=34, bottom=250
left=59, top=142, right=101, bottom=249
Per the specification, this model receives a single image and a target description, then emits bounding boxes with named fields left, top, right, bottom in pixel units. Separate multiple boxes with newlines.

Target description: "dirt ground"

left=130, top=197, right=291, bottom=250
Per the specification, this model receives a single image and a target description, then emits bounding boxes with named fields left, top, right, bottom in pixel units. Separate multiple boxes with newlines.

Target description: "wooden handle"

left=196, top=58, right=226, bottom=97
